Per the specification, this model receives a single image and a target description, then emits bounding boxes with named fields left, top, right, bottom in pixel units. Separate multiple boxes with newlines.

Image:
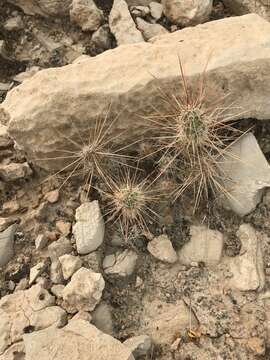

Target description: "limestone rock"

left=4, top=15, right=270, bottom=170
left=178, top=225, right=224, bottom=266
left=147, top=234, right=177, bottom=263
left=0, top=285, right=66, bottom=355
left=103, top=249, right=138, bottom=277
left=162, top=0, right=213, bottom=26
left=91, top=302, right=114, bottom=335
left=141, top=297, right=198, bottom=344
left=29, top=261, right=46, bottom=285
left=62, top=267, right=105, bottom=312
left=70, top=0, right=104, bottom=32
left=109, top=0, right=144, bottom=45
left=0, top=224, right=17, bottom=268
left=223, top=0, right=270, bottom=22
left=7, top=0, right=72, bottom=17
left=124, top=335, right=152, bottom=358
left=126, top=0, right=160, bottom=4
left=92, top=25, right=112, bottom=51
left=227, top=224, right=265, bottom=291
left=51, top=284, right=65, bottom=298
left=23, top=320, right=135, bottom=360
left=0, top=342, right=25, bottom=360
left=59, top=254, right=82, bottom=280
left=0, top=162, right=32, bottom=182
left=35, top=234, right=48, bottom=250
left=0, top=125, right=12, bottom=149
left=136, top=18, right=168, bottom=41
left=48, top=236, right=73, bottom=260
left=73, top=201, right=104, bottom=255
left=4, top=16, right=24, bottom=31
left=220, top=133, right=270, bottom=216
left=50, top=260, right=64, bottom=284
left=149, top=1, right=163, bottom=20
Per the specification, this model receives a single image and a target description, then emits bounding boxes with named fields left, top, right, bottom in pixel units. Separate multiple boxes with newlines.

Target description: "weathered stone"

left=103, top=249, right=138, bottom=277
left=130, top=5, right=150, bottom=17
left=7, top=0, right=72, bottom=16
left=124, top=335, right=152, bottom=358
left=0, top=224, right=17, bottom=268
left=50, top=260, right=64, bottom=284
left=109, top=0, right=144, bottom=45
left=44, top=189, right=59, bottom=203
left=220, top=133, right=270, bottom=216
left=73, top=201, right=104, bottom=255
left=92, top=25, right=112, bottom=51
left=223, top=0, right=270, bottom=22
left=0, top=342, right=25, bottom=360
left=0, top=285, right=66, bottom=355
left=4, top=16, right=24, bottom=31
left=91, top=302, right=114, bottom=335
left=136, top=17, right=168, bottom=40
left=0, top=125, right=12, bottom=149
left=70, top=0, right=104, bottom=32
left=0, top=218, right=15, bottom=233
left=141, top=297, right=198, bottom=344
left=162, top=0, right=213, bottom=26
left=0, top=162, right=32, bottom=182
left=48, top=237, right=73, bottom=260
left=23, top=320, right=135, bottom=360
left=147, top=234, right=177, bottom=263
left=227, top=224, right=265, bottom=291
left=149, top=1, right=163, bottom=20
left=178, top=225, right=224, bottom=266
left=59, top=254, right=82, bottom=280
left=13, top=66, right=41, bottom=83
left=29, top=261, right=46, bottom=285
left=62, top=267, right=105, bottom=312
left=51, top=284, right=65, bottom=298
left=4, top=15, right=270, bottom=170
left=35, top=234, right=48, bottom=251
left=56, top=220, right=71, bottom=235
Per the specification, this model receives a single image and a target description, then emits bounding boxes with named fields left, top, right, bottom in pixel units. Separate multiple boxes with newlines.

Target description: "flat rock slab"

left=23, top=320, right=135, bottom=360
left=2, top=14, right=270, bottom=171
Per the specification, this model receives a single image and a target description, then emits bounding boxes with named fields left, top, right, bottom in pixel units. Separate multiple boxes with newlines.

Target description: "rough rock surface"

left=59, top=254, right=82, bottom=280
left=3, top=15, right=270, bottom=171
left=147, top=234, right=177, bottom=263
left=136, top=17, right=168, bottom=41
left=0, top=162, right=32, bottom=182
left=23, top=320, right=135, bottom=360
left=227, top=224, right=265, bottom=291
left=141, top=297, right=198, bottom=344
left=220, top=133, right=270, bottom=216
left=162, top=0, right=213, bottom=26
left=0, top=125, right=12, bottom=148
left=7, top=0, right=72, bottom=16
left=178, top=225, right=224, bottom=266
left=223, top=0, right=270, bottom=22
left=73, top=201, right=104, bottom=255
left=91, top=302, right=114, bottom=335
left=62, top=267, right=105, bottom=312
left=0, top=224, right=17, bottom=268
left=103, top=249, right=138, bottom=277
left=109, top=0, right=144, bottom=45
left=70, top=0, right=104, bottom=32
left=149, top=1, right=163, bottom=20
left=0, top=285, right=66, bottom=354
left=124, top=335, right=152, bottom=358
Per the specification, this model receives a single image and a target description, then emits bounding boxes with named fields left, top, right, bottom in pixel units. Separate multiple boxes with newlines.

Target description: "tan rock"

left=109, top=0, right=144, bottom=45
left=3, top=15, right=270, bottom=171
left=147, top=234, right=177, bottom=263
left=23, top=320, right=135, bottom=360
left=141, top=297, right=198, bottom=344
left=59, top=254, right=82, bottom=280
left=70, top=0, right=104, bottom=32
left=223, top=0, right=270, bottom=22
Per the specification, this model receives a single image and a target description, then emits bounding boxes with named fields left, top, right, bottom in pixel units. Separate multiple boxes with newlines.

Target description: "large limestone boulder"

left=2, top=15, right=270, bottom=171
left=23, top=320, right=135, bottom=360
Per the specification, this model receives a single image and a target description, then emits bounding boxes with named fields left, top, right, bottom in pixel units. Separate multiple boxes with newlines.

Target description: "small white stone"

left=35, top=234, right=48, bottom=251
left=178, top=225, right=224, bottom=266
left=62, top=267, right=105, bottom=312
left=73, top=201, right=104, bottom=255
left=149, top=2, right=163, bottom=20
left=29, top=262, right=46, bottom=285
left=59, top=254, right=82, bottom=280
left=103, top=249, right=138, bottom=277
left=147, top=234, right=177, bottom=263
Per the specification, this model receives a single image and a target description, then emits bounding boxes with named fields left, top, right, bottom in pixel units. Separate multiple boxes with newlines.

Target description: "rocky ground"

left=1, top=0, right=270, bottom=359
